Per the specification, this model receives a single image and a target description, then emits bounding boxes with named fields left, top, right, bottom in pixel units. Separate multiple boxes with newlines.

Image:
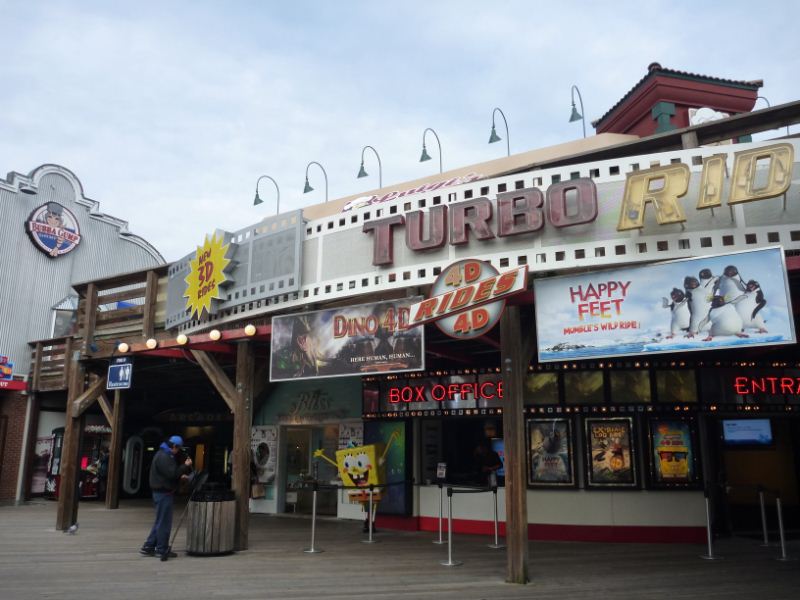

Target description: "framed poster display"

left=584, top=417, right=637, bottom=488
left=647, top=419, right=701, bottom=488
left=527, top=418, right=575, bottom=487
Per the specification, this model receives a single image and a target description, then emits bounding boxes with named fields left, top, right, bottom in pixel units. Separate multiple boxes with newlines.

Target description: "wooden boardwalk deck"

left=1, top=500, right=798, bottom=600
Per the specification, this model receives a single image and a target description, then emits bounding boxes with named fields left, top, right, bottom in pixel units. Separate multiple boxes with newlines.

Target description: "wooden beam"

left=500, top=306, right=530, bottom=584
left=191, top=350, right=237, bottom=412
left=56, top=360, right=86, bottom=531
left=142, top=270, right=159, bottom=338
left=71, top=375, right=108, bottom=418
left=105, top=390, right=125, bottom=510
left=31, top=342, right=42, bottom=391
left=681, top=130, right=699, bottom=149
left=233, top=341, right=255, bottom=551
left=81, top=283, right=98, bottom=355
left=97, top=392, right=114, bottom=425
left=62, top=337, right=73, bottom=389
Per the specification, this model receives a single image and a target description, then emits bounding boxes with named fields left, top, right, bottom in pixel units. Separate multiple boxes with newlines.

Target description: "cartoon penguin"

left=698, top=295, right=749, bottom=341
left=718, top=265, right=747, bottom=301
left=662, top=287, right=690, bottom=339
left=684, top=276, right=713, bottom=337
left=698, top=268, right=720, bottom=295
left=733, top=280, right=768, bottom=333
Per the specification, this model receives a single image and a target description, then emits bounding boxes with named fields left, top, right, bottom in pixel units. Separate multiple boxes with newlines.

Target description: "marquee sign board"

left=164, top=210, right=305, bottom=329
left=270, top=298, right=425, bottom=381
left=534, top=247, right=795, bottom=362
left=167, top=140, right=800, bottom=331
left=363, top=143, right=794, bottom=267
left=409, top=259, right=528, bottom=339
left=184, top=232, right=233, bottom=319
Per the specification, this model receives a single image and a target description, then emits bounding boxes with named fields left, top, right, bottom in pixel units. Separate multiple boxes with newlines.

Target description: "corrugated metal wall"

left=0, top=165, right=164, bottom=374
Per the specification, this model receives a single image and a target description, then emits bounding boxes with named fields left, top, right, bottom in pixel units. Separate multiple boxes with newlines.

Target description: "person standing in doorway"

left=96, top=448, right=109, bottom=501
left=140, top=435, right=192, bottom=559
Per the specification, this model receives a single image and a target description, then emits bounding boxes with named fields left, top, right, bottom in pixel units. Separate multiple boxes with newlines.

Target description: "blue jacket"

left=149, top=443, right=191, bottom=492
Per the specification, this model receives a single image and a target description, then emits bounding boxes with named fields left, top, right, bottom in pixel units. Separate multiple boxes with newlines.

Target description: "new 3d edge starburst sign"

left=184, top=233, right=232, bottom=319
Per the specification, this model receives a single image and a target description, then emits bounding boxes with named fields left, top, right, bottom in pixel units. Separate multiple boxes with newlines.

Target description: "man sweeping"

left=140, top=435, right=192, bottom=559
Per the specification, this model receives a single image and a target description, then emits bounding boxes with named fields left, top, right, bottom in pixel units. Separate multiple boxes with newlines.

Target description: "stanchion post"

left=303, top=481, right=323, bottom=554
left=700, top=489, right=722, bottom=560
left=488, top=485, right=505, bottom=549
left=362, top=484, right=378, bottom=544
left=758, top=486, right=769, bottom=547
left=775, top=495, right=795, bottom=561
left=440, top=487, right=462, bottom=567
left=432, top=482, right=445, bottom=545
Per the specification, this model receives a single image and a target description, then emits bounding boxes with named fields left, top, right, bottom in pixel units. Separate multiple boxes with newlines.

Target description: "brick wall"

left=0, top=392, right=28, bottom=502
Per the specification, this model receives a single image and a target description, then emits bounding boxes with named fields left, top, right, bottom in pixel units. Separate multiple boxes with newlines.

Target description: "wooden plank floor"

left=1, top=499, right=799, bottom=600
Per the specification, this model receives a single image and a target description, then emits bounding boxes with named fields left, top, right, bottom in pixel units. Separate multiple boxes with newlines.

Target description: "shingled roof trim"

left=593, top=62, right=763, bottom=128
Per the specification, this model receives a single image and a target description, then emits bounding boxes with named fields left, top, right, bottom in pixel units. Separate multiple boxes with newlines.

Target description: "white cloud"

left=1, top=1, right=799, bottom=260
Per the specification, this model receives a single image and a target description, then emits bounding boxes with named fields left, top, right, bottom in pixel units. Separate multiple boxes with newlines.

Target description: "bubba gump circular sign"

left=25, top=202, right=82, bottom=258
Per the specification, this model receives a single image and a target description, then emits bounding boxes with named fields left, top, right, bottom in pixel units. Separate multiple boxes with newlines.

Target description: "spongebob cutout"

left=313, top=430, right=399, bottom=505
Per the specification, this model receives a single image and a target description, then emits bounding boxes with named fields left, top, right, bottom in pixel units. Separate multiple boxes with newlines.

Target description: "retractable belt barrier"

left=702, top=482, right=795, bottom=562
left=296, top=479, right=504, bottom=564
left=440, top=485, right=500, bottom=567
left=298, top=479, right=413, bottom=553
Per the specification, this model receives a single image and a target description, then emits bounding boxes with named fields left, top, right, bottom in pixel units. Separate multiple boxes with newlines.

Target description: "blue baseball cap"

left=168, top=435, right=184, bottom=446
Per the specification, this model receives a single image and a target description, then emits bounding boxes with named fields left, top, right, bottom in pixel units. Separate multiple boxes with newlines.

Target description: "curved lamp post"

left=569, top=85, right=586, bottom=138
left=254, top=175, right=280, bottom=213
left=419, top=127, right=443, bottom=173
left=357, top=145, right=383, bottom=189
left=488, top=107, right=510, bottom=156
left=303, top=161, right=329, bottom=203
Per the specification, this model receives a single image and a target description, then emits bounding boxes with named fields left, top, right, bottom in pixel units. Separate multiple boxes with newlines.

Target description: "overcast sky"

left=1, top=1, right=798, bottom=261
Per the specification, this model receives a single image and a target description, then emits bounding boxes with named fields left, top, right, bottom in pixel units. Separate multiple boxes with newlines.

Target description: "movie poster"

left=585, top=418, right=637, bottom=487
left=250, top=425, right=277, bottom=484
left=535, top=247, right=795, bottom=362
left=528, top=419, right=574, bottom=486
left=270, top=298, right=424, bottom=381
left=31, top=436, right=53, bottom=495
left=650, top=420, right=696, bottom=485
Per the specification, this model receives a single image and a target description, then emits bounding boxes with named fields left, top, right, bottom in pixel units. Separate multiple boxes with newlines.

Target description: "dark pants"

left=144, top=491, right=174, bottom=554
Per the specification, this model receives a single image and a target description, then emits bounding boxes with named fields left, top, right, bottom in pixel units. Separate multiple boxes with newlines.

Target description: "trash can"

left=186, top=487, right=236, bottom=556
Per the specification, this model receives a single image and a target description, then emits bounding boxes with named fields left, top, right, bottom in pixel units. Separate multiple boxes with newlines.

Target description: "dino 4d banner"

left=534, top=246, right=795, bottom=362
left=270, top=298, right=425, bottom=381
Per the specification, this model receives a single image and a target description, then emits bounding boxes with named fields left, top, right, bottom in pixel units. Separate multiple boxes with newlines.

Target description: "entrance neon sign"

left=389, top=380, right=503, bottom=403
left=734, top=376, right=800, bottom=395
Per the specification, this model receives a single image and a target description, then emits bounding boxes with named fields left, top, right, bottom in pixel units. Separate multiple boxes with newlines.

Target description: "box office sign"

left=270, top=298, right=424, bottom=381
left=534, top=247, right=795, bottom=362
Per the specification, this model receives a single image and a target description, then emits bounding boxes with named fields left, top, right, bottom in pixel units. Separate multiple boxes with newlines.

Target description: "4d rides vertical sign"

left=408, top=259, right=528, bottom=339
left=184, top=233, right=234, bottom=319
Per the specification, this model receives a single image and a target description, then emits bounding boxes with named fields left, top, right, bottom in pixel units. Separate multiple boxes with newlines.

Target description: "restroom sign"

left=409, top=259, right=528, bottom=339
left=107, top=357, right=133, bottom=390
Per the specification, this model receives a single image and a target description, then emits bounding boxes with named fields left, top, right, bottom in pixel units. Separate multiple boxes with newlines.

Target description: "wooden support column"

left=56, top=359, right=86, bottom=531
left=233, top=341, right=255, bottom=551
left=81, top=283, right=99, bottom=354
left=500, top=306, right=530, bottom=584
left=31, top=342, right=42, bottom=391
left=105, top=390, right=125, bottom=509
left=142, top=270, right=159, bottom=339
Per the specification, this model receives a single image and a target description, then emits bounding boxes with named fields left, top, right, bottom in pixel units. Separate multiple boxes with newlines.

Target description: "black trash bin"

left=186, top=486, right=236, bottom=556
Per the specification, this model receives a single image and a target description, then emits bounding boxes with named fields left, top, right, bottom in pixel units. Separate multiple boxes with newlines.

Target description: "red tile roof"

left=593, top=62, right=763, bottom=127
